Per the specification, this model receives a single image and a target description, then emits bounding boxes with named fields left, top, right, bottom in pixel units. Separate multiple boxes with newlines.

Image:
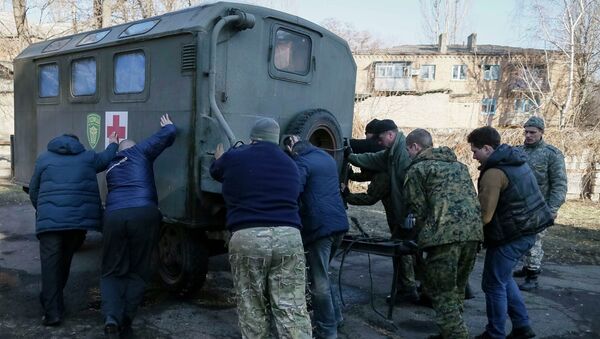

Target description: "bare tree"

left=11, top=0, right=31, bottom=43
left=419, top=0, right=471, bottom=44
left=321, top=18, right=382, bottom=52
left=522, top=0, right=600, bottom=128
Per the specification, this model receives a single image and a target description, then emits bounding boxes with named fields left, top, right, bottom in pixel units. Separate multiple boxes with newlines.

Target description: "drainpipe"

left=209, top=10, right=255, bottom=146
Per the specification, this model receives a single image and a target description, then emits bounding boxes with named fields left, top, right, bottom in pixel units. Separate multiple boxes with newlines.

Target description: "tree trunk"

left=93, top=0, right=103, bottom=29
left=11, top=0, right=31, bottom=44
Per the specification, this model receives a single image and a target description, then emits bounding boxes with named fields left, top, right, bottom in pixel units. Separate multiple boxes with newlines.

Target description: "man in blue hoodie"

left=101, top=114, right=176, bottom=337
left=468, top=126, right=553, bottom=339
left=29, top=131, right=118, bottom=326
left=285, top=136, right=349, bottom=339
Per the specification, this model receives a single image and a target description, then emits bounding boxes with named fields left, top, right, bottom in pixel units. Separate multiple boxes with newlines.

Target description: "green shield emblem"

left=87, top=113, right=101, bottom=149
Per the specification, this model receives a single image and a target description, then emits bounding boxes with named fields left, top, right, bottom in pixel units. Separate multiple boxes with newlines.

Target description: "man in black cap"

left=513, top=116, right=567, bottom=291
left=345, top=119, right=418, bottom=303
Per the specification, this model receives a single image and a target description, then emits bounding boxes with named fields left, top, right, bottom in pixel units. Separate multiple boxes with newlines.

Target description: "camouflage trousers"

left=229, top=226, right=312, bottom=339
left=422, top=241, right=479, bottom=339
left=523, top=229, right=547, bottom=271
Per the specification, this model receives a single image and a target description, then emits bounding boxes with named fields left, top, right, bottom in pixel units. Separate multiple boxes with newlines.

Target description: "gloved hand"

left=343, top=145, right=353, bottom=158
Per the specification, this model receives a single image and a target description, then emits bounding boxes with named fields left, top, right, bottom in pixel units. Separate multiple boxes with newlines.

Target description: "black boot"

left=513, top=267, right=528, bottom=278
left=507, top=325, right=536, bottom=339
left=519, top=269, right=540, bottom=291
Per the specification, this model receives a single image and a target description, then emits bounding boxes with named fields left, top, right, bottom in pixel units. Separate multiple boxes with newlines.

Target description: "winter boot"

left=518, top=269, right=540, bottom=291
left=513, top=267, right=528, bottom=278
left=507, top=325, right=536, bottom=339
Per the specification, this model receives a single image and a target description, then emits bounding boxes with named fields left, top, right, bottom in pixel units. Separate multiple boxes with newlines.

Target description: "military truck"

left=12, top=2, right=356, bottom=293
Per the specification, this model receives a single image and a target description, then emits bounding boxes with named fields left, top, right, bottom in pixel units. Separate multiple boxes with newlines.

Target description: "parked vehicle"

left=12, top=1, right=356, bottom=293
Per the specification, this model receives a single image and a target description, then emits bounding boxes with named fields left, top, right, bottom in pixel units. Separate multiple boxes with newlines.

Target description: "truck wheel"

left=285, top=109, right=344, bottom=163
left=157, top=223, right=209, bottom=296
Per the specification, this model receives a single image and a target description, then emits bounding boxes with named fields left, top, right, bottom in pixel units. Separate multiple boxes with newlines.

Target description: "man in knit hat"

left=513, top=116, right=567, bottom=291
left=210, top=117, right=312, bottom=339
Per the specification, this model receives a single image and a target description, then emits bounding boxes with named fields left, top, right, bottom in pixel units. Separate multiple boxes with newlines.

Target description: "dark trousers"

left=101, top=206, right=161, bottom=326
left=38, top=230, right=86, bottom=319
left=305, top=233, right=344, bottom=339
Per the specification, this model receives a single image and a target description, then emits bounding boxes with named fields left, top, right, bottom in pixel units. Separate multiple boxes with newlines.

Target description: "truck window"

left=273, top=28, right=311, bottom=75
left=72, top=57, right=96, bottom=96
left=114, top=51, right=145, bottom=94
left=120, top=20, right=159, bottom=38
left=39, top=63, right=59, bottom=98
left=78, top=29, right=110, bottom=46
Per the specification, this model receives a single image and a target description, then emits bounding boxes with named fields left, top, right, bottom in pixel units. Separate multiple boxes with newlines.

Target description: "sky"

left=238, top=0, right=536, bottom=48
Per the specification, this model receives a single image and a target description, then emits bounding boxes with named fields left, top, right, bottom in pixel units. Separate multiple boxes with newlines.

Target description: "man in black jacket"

left=468, top=126, right=553, bottom=339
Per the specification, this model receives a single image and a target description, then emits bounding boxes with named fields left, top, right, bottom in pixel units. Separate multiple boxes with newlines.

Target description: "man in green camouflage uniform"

left=345, top=119, right=418, bottom=302
left=403, top=129, right=483, bottom=339
left=514, top=116, right=567, bottom=291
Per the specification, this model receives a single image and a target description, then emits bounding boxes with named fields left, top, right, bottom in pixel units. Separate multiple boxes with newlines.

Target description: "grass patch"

left=0, top=180, right=29, bottom=206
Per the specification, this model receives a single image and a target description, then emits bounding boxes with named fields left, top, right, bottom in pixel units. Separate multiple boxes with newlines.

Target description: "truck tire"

left=157, top=223, right=209, bottom=296
left=285, top=109, right=344, bottom=164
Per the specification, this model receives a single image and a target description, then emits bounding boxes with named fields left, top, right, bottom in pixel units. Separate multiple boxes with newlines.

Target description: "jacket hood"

left=47, top=135, right=85, bottom=155
left=293, top=140, right=319, bottom=157
left=484, top=144, right=527, bottom=170
left=411, top=146, right=457, bottom=165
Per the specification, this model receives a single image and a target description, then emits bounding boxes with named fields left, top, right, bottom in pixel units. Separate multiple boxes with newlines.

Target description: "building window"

left=481, top=98, right=497, bottom=114
left=273, top=28, right=312, bottom=75
left=483, top=65, right=500, bottom=80
left=72, top=57, right=96, bottom=96
left=114, top=51, right=145, bottom=94
left=375, top=62, right=410, bottom=78
left=420, top=65, right=436, bottom=80
left=39, top=63, right=59, bottom=98
left=452, top=64, right=467, bottom=80
left=514, top=98, right=538, bottom=113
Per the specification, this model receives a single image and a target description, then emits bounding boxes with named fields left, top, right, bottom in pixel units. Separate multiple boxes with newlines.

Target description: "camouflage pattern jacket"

left=518, top=139, right=567, bottom=214
left=404, top=147, right=483, bottom=249
left=348, top=132, right=411, bottom=226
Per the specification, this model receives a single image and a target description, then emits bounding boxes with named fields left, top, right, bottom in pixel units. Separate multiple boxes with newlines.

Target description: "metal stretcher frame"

left=338, top=235, right=418, bottom=321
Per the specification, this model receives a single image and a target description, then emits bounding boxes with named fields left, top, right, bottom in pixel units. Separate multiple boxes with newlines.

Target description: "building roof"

left=355, top=44, right=550, bottom=56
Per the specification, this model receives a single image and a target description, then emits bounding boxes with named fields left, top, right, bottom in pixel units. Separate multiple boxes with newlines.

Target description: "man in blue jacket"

left=101, top=114, right=176, bottom=338
left=285, top=136, right=349, bottom=339
left=29, top=131, right=118, bottom=326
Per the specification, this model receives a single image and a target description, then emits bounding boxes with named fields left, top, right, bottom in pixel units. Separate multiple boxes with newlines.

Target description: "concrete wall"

left=354, top=93, right=482, bottom=129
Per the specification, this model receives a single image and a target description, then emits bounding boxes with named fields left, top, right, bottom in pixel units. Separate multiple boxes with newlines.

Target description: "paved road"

left=1, top=203, right=599, bottom=338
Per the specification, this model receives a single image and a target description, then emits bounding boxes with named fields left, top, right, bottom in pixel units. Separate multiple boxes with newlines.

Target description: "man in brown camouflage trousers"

left=514, top=116, right=567, bottom=291
left=403, top=129, right=483, bottom=339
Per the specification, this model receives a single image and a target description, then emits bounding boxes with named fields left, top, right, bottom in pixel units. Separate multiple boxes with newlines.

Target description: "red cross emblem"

left=107, top=115, right=126, bottom=139
left=105, top=111, right=128, bottom=147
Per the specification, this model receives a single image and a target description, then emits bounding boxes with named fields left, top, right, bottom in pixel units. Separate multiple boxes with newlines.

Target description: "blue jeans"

left=305, top=234, right=344, bottom=339
left=482, top=235, right=536, bottom=338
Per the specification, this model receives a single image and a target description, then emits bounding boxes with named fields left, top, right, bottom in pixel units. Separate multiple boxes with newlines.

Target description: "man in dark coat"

left=29, top=131, right=118, bottom=326
left=210, top=118, right=312, bottom=339
left=468, top=126, right=553, bottom=339
left=101, top=114, right=176, bottom=337
left=286, top=137, right=349, bottom=339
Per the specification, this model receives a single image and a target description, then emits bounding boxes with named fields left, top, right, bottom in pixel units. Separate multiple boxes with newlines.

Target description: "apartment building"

left=353, top=33, right=568, bottom=129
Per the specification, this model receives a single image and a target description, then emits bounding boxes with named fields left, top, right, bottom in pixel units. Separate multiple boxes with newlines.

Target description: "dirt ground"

left=2, top=181, right=600, bottom=338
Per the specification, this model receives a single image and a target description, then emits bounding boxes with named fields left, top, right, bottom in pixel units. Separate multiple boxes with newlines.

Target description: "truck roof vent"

left=181, top=44, right=196, bottom=72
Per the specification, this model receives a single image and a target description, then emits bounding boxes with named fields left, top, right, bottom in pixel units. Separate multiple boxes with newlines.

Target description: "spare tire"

left=285, top=109, right=344, bottom=166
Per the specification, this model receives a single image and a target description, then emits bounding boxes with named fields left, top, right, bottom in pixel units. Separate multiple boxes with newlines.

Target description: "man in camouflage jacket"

left=403, top=129, right=483, bottom=339
left=514, top=116, right=567, bottom=291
